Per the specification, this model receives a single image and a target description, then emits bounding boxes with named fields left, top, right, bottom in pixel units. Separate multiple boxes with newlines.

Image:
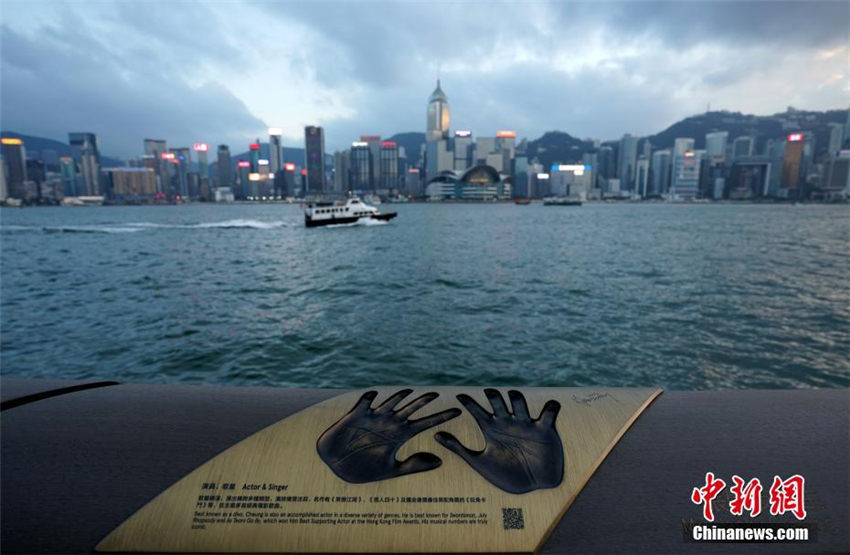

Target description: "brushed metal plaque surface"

left=98, top=387, right=661, bottom=553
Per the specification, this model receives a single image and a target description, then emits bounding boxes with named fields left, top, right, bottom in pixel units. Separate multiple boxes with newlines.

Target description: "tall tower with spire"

left=426, top=79, right=450, bottom=142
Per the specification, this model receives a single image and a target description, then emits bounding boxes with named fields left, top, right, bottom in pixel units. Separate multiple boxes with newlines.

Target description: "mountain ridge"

left=4, top=108, right=846, bottom=170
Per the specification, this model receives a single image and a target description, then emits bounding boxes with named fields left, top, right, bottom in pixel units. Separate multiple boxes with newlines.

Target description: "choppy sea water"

left=1, top=203, right=848, bottom=390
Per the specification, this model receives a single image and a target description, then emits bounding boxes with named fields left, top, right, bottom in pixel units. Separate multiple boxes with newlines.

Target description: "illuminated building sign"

left=455, top=130, right=472, bottom=138
left=1, top=137, right=23, bottom=145
left=249, top=143, right=261, bottom=150
left=268, top=127, right=283, bottom=136
left=553, top=164, right=591, bottom=172
left=161, top=152, right=175, bottom=160
left=248, top=173, right=261, bottom=182
left=284, top=163, right=296, bottom=172
left=268, top=172, right=275, bottom=180
left=237, top=161, right=251, bottom=168
left=551, top=164, right=592, bottom=176
left=381, top=141, right=397, bottom=148
left=497, top=130, right=517, bottom=138
left=360, top=135, right=381, bottom=142
left=301, top=169, right=307, bottom=176
left=60, top=157, right=73, bottom=162
left=536, top=173, right=550, bottom=179
left=787, top=133, right=803, bottom=142
left=684, top=151, right=695, bottom=158
left=193, top=143, right=209, bottom=152
left=258, top=159, right=270, bottom=166
left=408, top=168, right=420, bottom=174
left=351, top=141, right=368, bottom=147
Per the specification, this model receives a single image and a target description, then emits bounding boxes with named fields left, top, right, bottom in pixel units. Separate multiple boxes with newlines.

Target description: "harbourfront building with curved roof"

left=425, top=163, right=512, bottom=201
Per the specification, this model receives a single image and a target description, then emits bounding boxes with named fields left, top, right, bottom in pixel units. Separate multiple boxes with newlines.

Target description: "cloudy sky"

left=1, top=1, right=848, bottom=158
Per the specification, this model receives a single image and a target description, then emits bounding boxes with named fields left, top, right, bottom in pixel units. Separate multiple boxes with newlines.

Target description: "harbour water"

left=1, top=203, right=848, bottom=390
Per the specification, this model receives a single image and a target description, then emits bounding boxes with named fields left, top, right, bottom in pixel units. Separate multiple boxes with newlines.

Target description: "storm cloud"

left=1, top=1, right=847, bottom=158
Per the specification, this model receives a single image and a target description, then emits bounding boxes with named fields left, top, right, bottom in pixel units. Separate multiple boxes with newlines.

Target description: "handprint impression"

left=435, top=389, right=564, bottom=494
left=317, top=389, right=461, bottom=483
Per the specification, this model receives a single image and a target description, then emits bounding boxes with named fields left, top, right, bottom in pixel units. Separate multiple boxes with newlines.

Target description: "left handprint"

left=317, top=389, right=461, bottom=483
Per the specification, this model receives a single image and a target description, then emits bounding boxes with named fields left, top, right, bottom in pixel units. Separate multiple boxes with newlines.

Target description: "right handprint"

left=434, top=388, right=564, bottom=494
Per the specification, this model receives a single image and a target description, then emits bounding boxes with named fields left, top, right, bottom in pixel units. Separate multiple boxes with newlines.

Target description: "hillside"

left=0, top=131, right=124, bottom=168
left=386, top=132, right=425, bottom=162
left=5, top=107, right=846, bottom=174
left=526, top=131, right=595, bottom=168
left=646, top=109, right=847, bottom=157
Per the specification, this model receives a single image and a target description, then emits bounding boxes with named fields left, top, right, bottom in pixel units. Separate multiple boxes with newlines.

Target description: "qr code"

left=502, top=507, right=525, bottom=530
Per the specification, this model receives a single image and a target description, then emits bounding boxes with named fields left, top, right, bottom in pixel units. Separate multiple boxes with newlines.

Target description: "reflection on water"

left=1, top=203, right=848, bottom=390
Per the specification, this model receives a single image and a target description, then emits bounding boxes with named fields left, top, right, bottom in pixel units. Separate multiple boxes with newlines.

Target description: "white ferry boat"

left=304, top=197, right=397, bottom=228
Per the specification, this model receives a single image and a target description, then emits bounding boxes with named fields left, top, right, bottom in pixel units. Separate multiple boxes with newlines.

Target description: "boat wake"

left=324, top=218, right=390, bottom=229
left=128, top=219, right=291, bottom=230
left=2, top=220, right=292, bottom=234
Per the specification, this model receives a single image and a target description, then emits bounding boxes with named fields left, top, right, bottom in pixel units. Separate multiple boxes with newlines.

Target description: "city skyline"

left=1, top=1, right=848, bottom=159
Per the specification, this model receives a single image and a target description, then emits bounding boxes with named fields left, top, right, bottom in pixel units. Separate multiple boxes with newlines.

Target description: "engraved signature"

left=571, top=392, right=618, bottom=406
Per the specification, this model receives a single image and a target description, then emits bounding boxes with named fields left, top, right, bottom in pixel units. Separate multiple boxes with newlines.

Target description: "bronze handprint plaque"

left=317, top=389, right=461, bottom=483
left=434, top=389, right=564, bottom=494
left=98, top=387, right=661, bottom=554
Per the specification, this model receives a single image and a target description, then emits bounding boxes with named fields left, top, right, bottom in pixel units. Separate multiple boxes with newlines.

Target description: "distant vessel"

left=304, top=197, right=397, bottom=228
left=543, top=197, right=582, bottom=206
left=364, top=194, right=382, bottom=205
left=514, top=198, right=533, bottom=205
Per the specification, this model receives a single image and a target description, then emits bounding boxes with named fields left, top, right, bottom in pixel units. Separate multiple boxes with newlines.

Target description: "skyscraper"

left=144, top=139, right=168, bottom=193
left=269, top=128, right=283, bottom=174
left=193, top=143, right=210, bottom=179
left=426, top=80, right=450, bottom=142
left=26, top=159, right=45, bottom=201
left=822, top=152, right=850, bottom=196
left=333, top=150, right=350, bottom=193
left=781, top=133, right=804, bottom=197
left=170, top=147, right=191, bottom=198
left=514, top=154, right=529, bottom=198
left=304, top=126, right=326, bottom=194
left=379, top=141, right=400, bottom=192
left=350, top=142, right=372, bottom=191
left=1, top=137, right=27, bottom=199
left=59, top=156, right=76, bottom=197
left=426, top=139, right=453, bottom=180
left=68, top=132, right=101, bottom=195
left=650, top=149, right=672, bottom=196
left=705, top=131, right=729, bottom=161
left=0, top=159, right=7, bottom=201
left=635, top=156, right=650, bottom=197
left=249, top=141, right=261, bottom=172
left=671, top=138, right=696, bottom=195
left=453, top=130, right=473, bottom=171
left=617, top=134, right=639, bottom=191
left=844, top=105, right=850, bottom=149
left=827, top=123, right=844, bottom=156
left=360, top=135, right=382, bottom=187
left=596, top=145, right=615, bottom=189
left=672, top=150, right=702, bottom=199
left=732, top=136, right=754, bottom=159
left=496, top=131, right=517, bottom=175
left=217, top=145, right=232, bottom=187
